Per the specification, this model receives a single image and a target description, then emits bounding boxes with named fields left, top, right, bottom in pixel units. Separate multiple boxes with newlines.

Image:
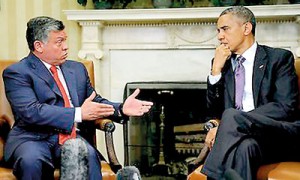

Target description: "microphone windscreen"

left=60, top=138, right=89, bottom=180
left=116, top=166, right=141, bottom=180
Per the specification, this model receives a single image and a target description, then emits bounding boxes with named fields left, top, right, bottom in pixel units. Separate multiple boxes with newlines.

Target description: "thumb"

left=130, top=88, right=140, bottom=98
left=86, top=91, right=96, bottom=102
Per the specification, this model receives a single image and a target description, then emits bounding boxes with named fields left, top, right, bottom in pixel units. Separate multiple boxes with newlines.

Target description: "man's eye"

left=56, top=40, right=63, bottom=46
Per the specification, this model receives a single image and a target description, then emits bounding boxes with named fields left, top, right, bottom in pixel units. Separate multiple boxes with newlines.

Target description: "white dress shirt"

left=208, top=42, right=257, bottom=112
left=41, top=61, right=82, bottom=123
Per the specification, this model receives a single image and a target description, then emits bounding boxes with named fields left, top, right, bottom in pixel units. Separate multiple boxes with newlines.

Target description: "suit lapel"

left=224, top=56, right=235, bottom=106
left=28, top=54, right=79, bottom=106
left=60, top=64, right=79, bottom=107
left=28, top=54, right=62, bottom=98
left=252, top=45, right=268, bottom=107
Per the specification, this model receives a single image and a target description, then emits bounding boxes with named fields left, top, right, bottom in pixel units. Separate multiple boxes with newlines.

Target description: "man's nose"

left=217, top=32, right=224, bottom=41
left=62, top=42, right=68, bottom=50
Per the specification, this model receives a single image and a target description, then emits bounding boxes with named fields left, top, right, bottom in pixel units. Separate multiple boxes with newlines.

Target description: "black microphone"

left=116, top=166, right=142, bottom=180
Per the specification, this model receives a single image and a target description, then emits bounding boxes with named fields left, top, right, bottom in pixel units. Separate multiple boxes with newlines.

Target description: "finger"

left=142, top=101, right=153, bottom=106
left=141, top=106, right=151, bottom=113
left=205, top=137, right=212, bottom=146
left=97, top=103, right=114, bottom=108
left=130, top=88, right=140, bottom=98
left=88, top=103, right=114, bottom=114
left=210, top=138, right=215, bottom=148
left=205, top=140, right=210, bottom=146
left=88, top=109, right=115, bottom=119
left=94, top=106, right=115, bottom=113
left=99, top=111, right=115, bottom=117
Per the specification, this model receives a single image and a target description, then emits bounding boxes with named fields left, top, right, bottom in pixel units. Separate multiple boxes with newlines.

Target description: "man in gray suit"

left=201, top=6, right=300, bottom=179
left=3, top=16, right=153, bottom=180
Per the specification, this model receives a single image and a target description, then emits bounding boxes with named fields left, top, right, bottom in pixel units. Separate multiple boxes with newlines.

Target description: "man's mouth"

left=62, top=53, right=68, bottom=59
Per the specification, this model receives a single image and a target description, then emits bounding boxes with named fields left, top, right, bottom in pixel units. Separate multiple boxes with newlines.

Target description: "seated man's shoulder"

left=261, top=45, right=292, bottom=56
left=65, top=60, right=84, bottom=67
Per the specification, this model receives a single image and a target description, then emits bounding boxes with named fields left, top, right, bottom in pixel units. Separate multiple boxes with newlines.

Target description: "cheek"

left=50, top=47, right=63, bottom=56
left=230, top=37, right=244, bottom=51
left=226, top=37, right=238, bottom=50
left=45, top=48, right=61, bottom=60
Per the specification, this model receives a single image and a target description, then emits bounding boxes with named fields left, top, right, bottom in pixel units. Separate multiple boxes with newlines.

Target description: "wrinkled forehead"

left=217, top=13, right=244, bottom=27
left=48, top=30, right=67, bottom=38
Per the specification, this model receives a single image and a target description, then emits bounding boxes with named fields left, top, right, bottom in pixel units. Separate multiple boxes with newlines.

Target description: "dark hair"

left=26, top=16, right=65, bottom=51
left=220, top=6, right=256, bottom=36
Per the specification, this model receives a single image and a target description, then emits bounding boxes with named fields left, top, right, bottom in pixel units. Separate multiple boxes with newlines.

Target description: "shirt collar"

left=232, top=42, right=257, bottom=69
left=40, top=60, right=61, bottom=72
left=240, top=42, right=257, bottom=63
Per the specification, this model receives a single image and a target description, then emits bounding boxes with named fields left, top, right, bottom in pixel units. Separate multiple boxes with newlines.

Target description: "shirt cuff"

left=74, top=107, right=82, bottom=123
left=208, top=73, right=222, bottom=85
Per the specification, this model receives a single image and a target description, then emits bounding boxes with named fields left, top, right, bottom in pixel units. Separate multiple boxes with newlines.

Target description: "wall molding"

left=64, top=5, right=300, bottom=24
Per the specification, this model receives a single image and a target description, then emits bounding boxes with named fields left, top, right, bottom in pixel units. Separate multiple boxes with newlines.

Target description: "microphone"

left=60, top=138, right=89, bottom=180
left=116, top=166, right=142, bottom=180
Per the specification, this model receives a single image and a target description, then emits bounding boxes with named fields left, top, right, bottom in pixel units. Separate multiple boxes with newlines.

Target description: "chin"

left=57, top=59, right=67, bottom=65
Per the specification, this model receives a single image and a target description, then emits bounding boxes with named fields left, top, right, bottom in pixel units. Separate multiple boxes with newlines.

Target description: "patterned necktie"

left=235, top=56, right=246, bottom=110
left=50, top=65, right=76, bottom=145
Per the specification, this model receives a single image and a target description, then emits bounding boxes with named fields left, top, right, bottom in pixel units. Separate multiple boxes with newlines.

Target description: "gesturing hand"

left=81, top=91, right=115, bottom=120
left=123, top=89, right=153, bottom=116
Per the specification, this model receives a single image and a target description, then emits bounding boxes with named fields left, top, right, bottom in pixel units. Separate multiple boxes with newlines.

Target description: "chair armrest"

left=94, top=119, right=122, bottom=173
left=95, top=119, right=115, bottom=132
left=0, top=116, right=10, bottom=142
left=0, top=116, right=11, bottom=162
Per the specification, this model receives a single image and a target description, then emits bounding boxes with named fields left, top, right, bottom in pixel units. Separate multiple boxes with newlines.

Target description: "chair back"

left=0, top=60, right=16, bottom=127
left=294, top=58, right=300, bottom=110
left=81, top=60, right=95, bottom=87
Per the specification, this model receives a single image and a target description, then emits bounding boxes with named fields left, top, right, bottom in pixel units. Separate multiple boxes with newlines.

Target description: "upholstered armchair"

left=188, top=58, right=300, bottom=180
left=0, top=60, right=121, bottom=180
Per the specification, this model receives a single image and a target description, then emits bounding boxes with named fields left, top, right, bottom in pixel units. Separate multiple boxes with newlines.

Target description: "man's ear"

left=34, top=41, right=43, bottom=53
left=244, top=22, right=253, bottom=35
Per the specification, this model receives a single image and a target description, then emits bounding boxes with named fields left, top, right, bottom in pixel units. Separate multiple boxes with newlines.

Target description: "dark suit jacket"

left=2, top=53, right=124, bottom=161
left=207, top=44, right=299, bottom=124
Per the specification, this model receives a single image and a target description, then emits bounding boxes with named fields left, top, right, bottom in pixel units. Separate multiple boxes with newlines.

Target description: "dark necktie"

left=235, top=56, right=246, bottom=110
left=50, top=66, right=76, bottom=145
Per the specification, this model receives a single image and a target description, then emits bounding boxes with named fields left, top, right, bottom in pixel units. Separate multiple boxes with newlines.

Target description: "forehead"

left=217, top=13, right=243, bottom=28
left=48, top=30, right=67, bottom=39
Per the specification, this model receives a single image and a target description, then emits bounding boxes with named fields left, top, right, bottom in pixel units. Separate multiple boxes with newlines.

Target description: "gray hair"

left=26, top=16, right=65, bottom=51
left=220, top=6, right=256, bottom=36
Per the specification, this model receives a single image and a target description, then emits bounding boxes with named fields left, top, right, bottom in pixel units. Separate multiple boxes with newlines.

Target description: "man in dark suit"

left=200, top=6, right=300, bottom=179
left=2, top=16, right=153, bottom=180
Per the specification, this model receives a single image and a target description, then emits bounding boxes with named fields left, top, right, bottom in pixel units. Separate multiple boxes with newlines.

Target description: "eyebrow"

left=217, top=25, right=229, bottom=32
left=219, top=25, right=229, bottom=29
left=56, top=36, right=67, bottom=40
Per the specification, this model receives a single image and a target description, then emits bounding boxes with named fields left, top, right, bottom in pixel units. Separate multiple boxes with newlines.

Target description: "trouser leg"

left=201, top=108, right=250, bottom=179
left=201, top=108, right=300, bottom=179
left=225, top=138, right=262, bottom=180
left=86, top=143, right=102, bottom=180
left=12, top=141, right=54, bottom=180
